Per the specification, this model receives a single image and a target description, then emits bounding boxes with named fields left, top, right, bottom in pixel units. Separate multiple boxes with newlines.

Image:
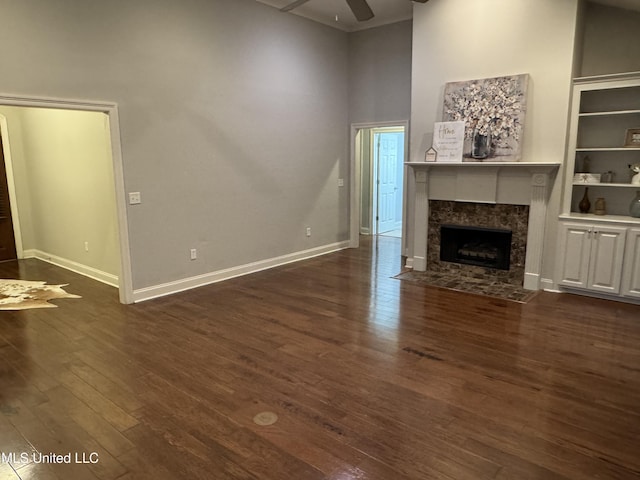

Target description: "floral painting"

left=443, top=74, right=529, bottom=161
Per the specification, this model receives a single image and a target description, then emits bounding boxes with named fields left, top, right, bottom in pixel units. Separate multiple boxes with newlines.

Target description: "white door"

left=622, top=228, right=640, bottom=298
left=374, top=131, right=404, bottom=234
left=558, top=223, right=592, bottom=289
left=588, top=226, right=626, bottom=294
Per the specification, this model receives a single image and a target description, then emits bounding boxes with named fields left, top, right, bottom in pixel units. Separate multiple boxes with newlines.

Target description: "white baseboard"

left=405, top=257, right=414, bottom=269
left=24, top=249, right=119, bottom=287
left=523, top=272, right=540, bottom=291
left=132, top=241, right=351, bottom=303
left=412, top=256, right=426, bottom=271
left=540, top=277, right=559, bottom=292
left=559, top=286, right=640, bottom=305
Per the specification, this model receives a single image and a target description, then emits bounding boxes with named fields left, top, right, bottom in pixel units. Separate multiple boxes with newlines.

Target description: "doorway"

left=351, top=122, right=407, bottom=250
left=0, top=96, right=133, bottom=304
left=0, top=134, right=17, bottom=262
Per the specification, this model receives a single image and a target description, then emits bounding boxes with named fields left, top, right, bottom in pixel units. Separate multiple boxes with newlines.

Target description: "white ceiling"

left=256, top=0, right=416, bottom=32
left=256, top=0, right=640, bottom=33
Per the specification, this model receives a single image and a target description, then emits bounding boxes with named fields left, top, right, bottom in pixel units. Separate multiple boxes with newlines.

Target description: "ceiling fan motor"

left=281, top=0, right=429, bottom=23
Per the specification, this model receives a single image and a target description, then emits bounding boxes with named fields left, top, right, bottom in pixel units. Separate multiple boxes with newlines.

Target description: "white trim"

left=0, top=93, right=133, bottom=304
left=133, top=241, right=350, bottom=303
left=0, top=94, right=117, bottom=111
left=350, top=126, right=362, bottom=248
left=540, top=277, right=559, bottom=292
left=0, top=115, right=25, bottom=258
left=558, top=286, right=640, bottom=306
left=574, top=71, right=640, bottom=84
left=523, top=272, right=540, bottom=291
left=24, top=249, right=118, bottom=287
left=405, top=162, right=561, bottom=168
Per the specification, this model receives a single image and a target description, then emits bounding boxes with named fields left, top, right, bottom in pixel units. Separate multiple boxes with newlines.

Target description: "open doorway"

left=0, top=96, right=133, bottom=304
left=351, top=122, right=407, bottom=249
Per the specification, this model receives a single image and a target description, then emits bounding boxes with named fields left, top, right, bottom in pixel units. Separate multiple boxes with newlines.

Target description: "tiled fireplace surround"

left=428, top=201, right=529, bottom=286
left=407, top=162, right=560, bottom=291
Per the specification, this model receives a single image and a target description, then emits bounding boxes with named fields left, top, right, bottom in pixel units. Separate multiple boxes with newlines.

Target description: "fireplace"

left=440, top=224, right=512, bottom=270
left=406, top=162, right=560, bottom=290
left=427, top=201, right=529, bottom=286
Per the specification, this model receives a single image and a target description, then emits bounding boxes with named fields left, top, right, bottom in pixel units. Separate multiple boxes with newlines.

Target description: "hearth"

left=440, top=224, right=512, bottom=271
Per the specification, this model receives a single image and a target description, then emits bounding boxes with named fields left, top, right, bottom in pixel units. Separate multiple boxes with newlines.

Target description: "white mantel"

left=407, top=162, right=560, bottom=290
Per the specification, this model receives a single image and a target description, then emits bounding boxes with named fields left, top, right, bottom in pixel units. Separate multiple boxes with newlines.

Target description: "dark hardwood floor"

left=1, top=236, right=639, bottom=480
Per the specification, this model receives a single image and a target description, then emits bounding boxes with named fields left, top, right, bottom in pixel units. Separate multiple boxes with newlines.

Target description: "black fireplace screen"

left=440, top=224, right=512, bottom=270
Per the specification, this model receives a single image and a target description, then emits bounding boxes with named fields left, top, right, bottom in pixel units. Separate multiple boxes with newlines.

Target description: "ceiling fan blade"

left=413, top=0, right=429, bottom=3
left=346, top=0, right=374, bottom=21
left=280, top=0, right=312, bottom=13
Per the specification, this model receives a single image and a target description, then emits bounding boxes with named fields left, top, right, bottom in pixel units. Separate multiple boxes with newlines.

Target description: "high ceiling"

left=256, top=0, right=640, bottom=33
left=255, top=0, right=416, bottom=32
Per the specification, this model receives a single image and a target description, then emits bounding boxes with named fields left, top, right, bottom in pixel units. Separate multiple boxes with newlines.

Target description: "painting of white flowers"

left=443, top=74, right=529, bottom=161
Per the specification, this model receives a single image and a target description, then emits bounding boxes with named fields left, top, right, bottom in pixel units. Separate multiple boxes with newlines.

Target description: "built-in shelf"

left=567, top=65, right=640, bottom=225
left=560, top=213, right=640, bottom=224
left=557, top=74, right=640, bottom=302
left=573, top=183, right=640, bottom=188
left=576, top=147, right=640, bottom=152
left=574, top=71, right=640, bottom=83
left=579, top=109, right=640, bottom=117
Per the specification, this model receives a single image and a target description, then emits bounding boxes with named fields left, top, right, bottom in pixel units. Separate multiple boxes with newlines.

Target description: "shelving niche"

left=562, top=72, right=640, bottom=220
left=557, top=72, right=640, bottom=302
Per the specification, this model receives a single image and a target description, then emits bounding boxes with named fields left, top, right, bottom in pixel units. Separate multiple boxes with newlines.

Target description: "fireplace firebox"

left=440, top=224, right=512, bottom=271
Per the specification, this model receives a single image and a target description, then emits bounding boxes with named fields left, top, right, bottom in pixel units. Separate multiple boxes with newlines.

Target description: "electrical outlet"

left=129, top=192, right=141, bottom=205
left=190, top=248, right=197, bottom=260
left=84, top=242, right=89, bottom=252
left=306, top=227, right=311, bottom=237
left=338, top=178, right=344, bottom=187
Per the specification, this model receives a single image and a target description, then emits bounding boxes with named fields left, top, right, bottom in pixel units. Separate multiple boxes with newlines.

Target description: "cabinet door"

left=558, top=223, right=592, bottom=289
left=622, top=228, right=640, bottom=298
left=588, top=226, right=626, bottom=294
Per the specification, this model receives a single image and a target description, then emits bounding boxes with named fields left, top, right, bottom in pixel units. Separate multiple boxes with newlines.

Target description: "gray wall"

left=348, top=20, right=413, bottom=124
left=580, top=2, right=640, bottom=76
left=0, top=0, right=350, bottom=290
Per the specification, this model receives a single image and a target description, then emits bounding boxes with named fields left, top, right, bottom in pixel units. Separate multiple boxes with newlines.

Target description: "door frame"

left=0, top=116, right=24, bottom=259
left=0, top=93, right=133, bottom=304
left=350, top=120, right=409, bottom=251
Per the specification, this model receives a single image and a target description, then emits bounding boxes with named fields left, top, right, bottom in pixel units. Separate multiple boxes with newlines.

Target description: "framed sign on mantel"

left=432, top=121, right=465, bottom=162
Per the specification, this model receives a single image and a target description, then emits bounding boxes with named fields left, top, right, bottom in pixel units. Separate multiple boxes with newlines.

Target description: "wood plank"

left=0, top=237, right=639, bottom=479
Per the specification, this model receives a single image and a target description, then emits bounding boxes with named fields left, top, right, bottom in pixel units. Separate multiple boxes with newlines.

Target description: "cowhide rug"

left=0, top=280, right=81, bottom=310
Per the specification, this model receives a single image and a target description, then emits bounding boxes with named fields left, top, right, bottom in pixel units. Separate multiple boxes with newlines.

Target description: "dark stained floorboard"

left=0, top=236, right=639, bottom=479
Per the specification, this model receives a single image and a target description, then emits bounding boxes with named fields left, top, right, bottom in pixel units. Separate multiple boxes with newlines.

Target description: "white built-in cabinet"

left=557, top=72, right=640, bottom=302
left=557, top=222, right=626, bottom=294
